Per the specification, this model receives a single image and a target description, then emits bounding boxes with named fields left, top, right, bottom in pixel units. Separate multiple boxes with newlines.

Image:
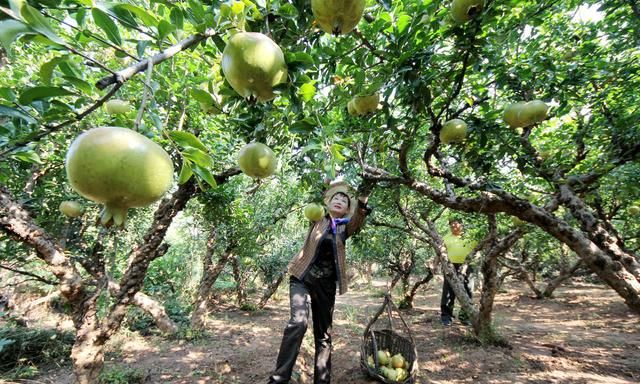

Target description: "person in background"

left=440, top=219, right=476, bottom=326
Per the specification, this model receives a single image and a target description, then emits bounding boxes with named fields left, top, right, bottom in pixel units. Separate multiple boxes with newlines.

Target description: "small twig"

left=353, top=29, right=386, bottom=61
left=134, top=61, right=154, bottom=131
left=0, top=263, right=57, bottom=285
left=43, top=11, right=139, bottom=61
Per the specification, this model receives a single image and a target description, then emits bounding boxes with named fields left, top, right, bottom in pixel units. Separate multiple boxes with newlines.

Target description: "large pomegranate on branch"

left=221, top=32, right=288, bottom=103
left=65, top=127, right=174, bottom=227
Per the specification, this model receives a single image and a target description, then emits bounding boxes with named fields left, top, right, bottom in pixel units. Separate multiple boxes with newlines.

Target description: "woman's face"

left=329, top=193, right=350, bottom=217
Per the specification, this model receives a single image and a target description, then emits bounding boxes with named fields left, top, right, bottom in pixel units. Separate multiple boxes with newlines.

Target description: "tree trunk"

left=476, top=228, right=523, bottom=342
left=231, top=254, right=247, bottom=307
left=191, top=239, right=235, bottom=329
left=542, top=259, right=584, bottom=298
left=107, top=281, right=177, bottom=334
left=258, top=269, right=287, bottom=309
left=400, top=270, right=434, bottom=309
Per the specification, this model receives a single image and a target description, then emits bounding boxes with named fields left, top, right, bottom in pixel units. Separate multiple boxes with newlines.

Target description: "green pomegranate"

left=347, top=99, right=358, bottom=116
left=104, top=99, right=131, bottom=115
left=451, top=0, right=484, bottom=23
left=503, top=102, right=527, bottom=128
left=311, top=0, right=365, bottom=35
left=628, top=206, right=640, bottom=216
left=65, top=127, right=174, bottom=227
left=237, top=142, right=277, bottom=179
left=304, top=203, right=325, bottom=221
left=521, top=100, right=548, bottom=125
left=439, top=119, right=468, bottom=144
left=221, top=32, right=288, bottom=102
left=352, top=93, right=380, bottom=115
left=59, top=200, right=84, bottom=218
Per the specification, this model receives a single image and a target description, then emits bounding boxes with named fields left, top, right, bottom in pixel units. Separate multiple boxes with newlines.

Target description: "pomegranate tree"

left=65, top=127, right=174, bottom=227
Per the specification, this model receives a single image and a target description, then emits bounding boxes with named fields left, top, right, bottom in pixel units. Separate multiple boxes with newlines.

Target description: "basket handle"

left=386, top=294, right=417, bottom=354
left=369, top=328, right=380, bottom=370
left=362, top=294, right=390, bottom=338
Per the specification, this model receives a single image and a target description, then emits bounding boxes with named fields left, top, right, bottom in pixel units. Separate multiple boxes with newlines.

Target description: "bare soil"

left=5, top=277, right=640, bottom=384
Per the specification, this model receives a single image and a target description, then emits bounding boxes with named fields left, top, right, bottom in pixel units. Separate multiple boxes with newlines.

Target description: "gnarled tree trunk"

left=191, top=237, right=235, bottom=329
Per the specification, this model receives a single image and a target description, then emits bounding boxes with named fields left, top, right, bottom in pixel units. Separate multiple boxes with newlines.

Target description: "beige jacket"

left=287, top=200, right=368, bottom=295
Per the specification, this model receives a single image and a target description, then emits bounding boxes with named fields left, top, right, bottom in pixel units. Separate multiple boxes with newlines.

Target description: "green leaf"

left=18, top=86, right=74, bottom=105
left=113, top=4, right=158, bottom=27
left=298, top=82, right=316, bottom=102
left=187, top=0, right=205, bottom=23
left=183, top=147, right=214, bottom=168
left=396, top=14, right=411, bottom=34
left=170, top=7, right=184, bottom=30
left=290, top=117, right=316, bottom=134
left=15, top=2, right=64, bottom=44
left=0, top=88, right=17, bottom=102
left=62, top=76, right=93, bottom=95
left=0, top=20, right=35, bottom=58
left=330, top=143, right=346, bottom=162
left=11, top=149, right=42, bottom=164
left=169, top=131, right=208, bottom=152
left=92, top=8, right=122, bottom=46
left=278, top=3, right=298, bottom=19
left=192, top=165, right=217, bottom=188
left=190, top=88, right=214, bottom=105
left=178, top=160, right=193, bottom=184
left=292, top=52, right=315, bottom=65
left=40, top=56, right=69, bottom=85
left=0, top=105, right=36, bottom=123
left=157, top=20, right=176, bottom=45
left=136, top=40, right=150, bottom=57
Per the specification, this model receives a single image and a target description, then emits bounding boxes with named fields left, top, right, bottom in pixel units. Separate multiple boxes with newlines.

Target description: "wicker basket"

left=360, top=294, right=418, bottom=383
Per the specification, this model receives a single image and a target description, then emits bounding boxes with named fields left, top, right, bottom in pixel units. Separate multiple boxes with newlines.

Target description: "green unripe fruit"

left=352, top=93, right=380, bottom=115
left=628, top=206, right=640, bottom=216
left=521, top=100, right=548, bottom=125
left=377, top=350, right=389, bottom=366
left=503, top=102, right=528, bottom=128
left=439, top=119, right=468, bottom=144
left=347, top=99, right=358, bottom=116
left=104, top=99, right=131, bottom=115
left=311, top=0, right=365, bottom=35
left=221, top=32, right=288, bottom=102
left=304, top=203, right=325, bottom=221
left=237, top=142, right=277, bottom=179
left=65, top=127, right=174, bottom=228
left=451, top=0, right=484, bottom=23
left=59, top=201, right=84, bottom=218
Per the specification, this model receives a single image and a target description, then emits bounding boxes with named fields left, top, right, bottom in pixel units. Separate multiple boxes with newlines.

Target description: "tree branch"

left=96, top=29, right=217, bottom=90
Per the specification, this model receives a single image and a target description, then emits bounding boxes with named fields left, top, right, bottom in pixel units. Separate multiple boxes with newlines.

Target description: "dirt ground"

left=5, top=277, right=640, bottom=384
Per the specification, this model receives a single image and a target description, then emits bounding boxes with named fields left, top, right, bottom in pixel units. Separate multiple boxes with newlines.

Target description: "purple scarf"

left=330, top=217, right=350, bottom=235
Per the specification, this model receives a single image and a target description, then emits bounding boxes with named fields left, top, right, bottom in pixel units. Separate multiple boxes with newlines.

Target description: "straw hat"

left=323, top=181, right=356, bottom=217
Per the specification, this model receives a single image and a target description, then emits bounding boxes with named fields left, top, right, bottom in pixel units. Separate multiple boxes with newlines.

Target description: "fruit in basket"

left=395, top=367, right=409, bottom=381
left=367, top=355, right=375, bottom=368
left=391, top=353, right=405, bottom=369
left=381, top=366, right=398, bottom=380
left=377, top=350, right=389, bottom=366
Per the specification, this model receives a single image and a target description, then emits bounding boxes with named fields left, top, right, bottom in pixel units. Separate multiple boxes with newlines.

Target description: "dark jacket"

left=287, top=200, right=368, bottom=295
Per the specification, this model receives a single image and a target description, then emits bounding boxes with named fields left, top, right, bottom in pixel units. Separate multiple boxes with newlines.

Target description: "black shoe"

left=441, top=318, right=452, bottom=326
left=460, top=319, right=472, bottom=326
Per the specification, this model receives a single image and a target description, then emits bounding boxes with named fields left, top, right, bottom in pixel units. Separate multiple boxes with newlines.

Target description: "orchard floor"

left=10, top=278, right=640, bottom=384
